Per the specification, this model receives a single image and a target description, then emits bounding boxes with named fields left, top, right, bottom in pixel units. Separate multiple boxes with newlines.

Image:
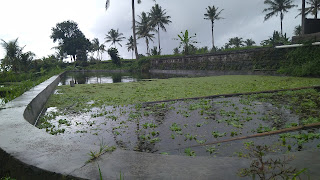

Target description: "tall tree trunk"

left=132, top=0, right=139, bottom=60
left=315, top=0, right=318, bottom=19
left=146, top=38, right=149, bottom=55
left=280, top=13, right=283, bottom=35
left=158, top=25, right=161, bottom=54
left=302, top=0, right=306, bottom=35
left=211, top=21, right=214, bottom=49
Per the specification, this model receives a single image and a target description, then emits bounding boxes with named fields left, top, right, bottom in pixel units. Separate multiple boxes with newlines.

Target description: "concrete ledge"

left=0, top=73, right=319, bottom=179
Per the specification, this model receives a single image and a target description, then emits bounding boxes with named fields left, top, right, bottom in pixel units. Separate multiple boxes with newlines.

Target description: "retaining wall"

left=150, top=47, right=287, bottom=71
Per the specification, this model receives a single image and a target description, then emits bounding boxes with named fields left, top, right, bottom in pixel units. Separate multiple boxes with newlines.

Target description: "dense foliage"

left=50, top=20, right=91, bottom=62
left=279, top=46, right=320, bottom=76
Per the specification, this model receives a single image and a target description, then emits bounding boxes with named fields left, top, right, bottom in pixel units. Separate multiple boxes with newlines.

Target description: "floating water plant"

left=206, top=146, right=217, bottom=154
left=184, top=148, right=196, bottom=157
left=211, top=131, right=226, bottom=138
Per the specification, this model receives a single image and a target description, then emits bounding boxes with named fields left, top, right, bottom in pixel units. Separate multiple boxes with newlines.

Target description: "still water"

left=59, top=71, right=187, bottom=85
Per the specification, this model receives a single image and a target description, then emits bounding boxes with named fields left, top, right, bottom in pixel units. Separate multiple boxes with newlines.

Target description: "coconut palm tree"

left=263, top=0, right=297, bottom=35
left=105, top=29, right=125, bottom=48
left=228, top=37, right=244, bottom=48
left=1, top=38, right=23, bottom=72
left=149, top=4, right=172, bottom=54
left=126, top=36, right=135, bottom=59
left=105, top=0, right=155, bottom=60
left=136, top=12, right=155, bottom=55
left=204, top=5, right=224, bottom=49
left=92, top=38, right=106, bottom=60
left=296, top=0, right=320, bottom=19
left=20, top=51, right=35, bottom=72
left=244, top=39, right=256, bottom=47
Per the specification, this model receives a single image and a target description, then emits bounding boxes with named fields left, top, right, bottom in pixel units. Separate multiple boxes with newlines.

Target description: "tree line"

left=1, top=0, right=319, bottom=72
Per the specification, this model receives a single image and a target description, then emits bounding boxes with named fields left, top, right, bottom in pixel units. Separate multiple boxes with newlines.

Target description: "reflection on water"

left=59, top=71, right=188, bottom=85
left=59, top=72, right=143, bottom=85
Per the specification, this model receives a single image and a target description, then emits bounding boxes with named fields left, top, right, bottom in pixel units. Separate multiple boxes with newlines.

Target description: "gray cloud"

left=0, top=0, right=306, bottom=60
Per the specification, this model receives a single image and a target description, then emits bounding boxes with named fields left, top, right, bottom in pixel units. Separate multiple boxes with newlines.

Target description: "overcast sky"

left=0, top=0, right=306, bottom=60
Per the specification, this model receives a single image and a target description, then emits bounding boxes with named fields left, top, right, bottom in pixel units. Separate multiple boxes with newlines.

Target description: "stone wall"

left=150, top=47, right=287, bottom=71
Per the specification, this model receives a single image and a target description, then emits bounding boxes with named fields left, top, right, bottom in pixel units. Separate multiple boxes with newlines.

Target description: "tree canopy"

left=149, top=4, right=172, bottom=54
left=263, top=0, right=297, bottom=35
left=50, top=20, right=91, bottom=61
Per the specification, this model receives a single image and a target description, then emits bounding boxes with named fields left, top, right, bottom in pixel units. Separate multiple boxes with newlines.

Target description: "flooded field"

left=38, top=88, right=320, bottom=157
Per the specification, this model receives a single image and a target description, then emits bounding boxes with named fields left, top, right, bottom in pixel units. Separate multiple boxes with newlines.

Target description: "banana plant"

left=174, top=30, right=197, bottom=55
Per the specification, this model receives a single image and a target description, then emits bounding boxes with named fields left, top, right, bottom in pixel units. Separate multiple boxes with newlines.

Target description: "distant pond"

left=59, top=71, right=188, bottom=86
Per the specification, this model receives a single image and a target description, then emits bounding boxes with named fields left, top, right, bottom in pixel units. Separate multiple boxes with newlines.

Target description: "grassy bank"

left=0, top=68, right=64, bottom=103
left=47, top=75, right=320, bottom=111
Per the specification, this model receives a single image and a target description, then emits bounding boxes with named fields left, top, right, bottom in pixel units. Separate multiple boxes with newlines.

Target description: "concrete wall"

left=23, top=72, right=64, bottom=125
left=150, top=48, right=286, bottom=72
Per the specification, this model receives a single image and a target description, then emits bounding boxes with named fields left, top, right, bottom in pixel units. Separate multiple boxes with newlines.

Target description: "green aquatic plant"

left=206, top=145, right=217, bottom=154
left=151, top=131, right=159, bottom=136
left=149, top=137, right=161, bottom=143
left=230, top=131, right=238, bottom=137
left=211, top=131, right=226, bottom=138
left=47, top=76, right=320, bottom=109
left=142, top=122, right=158, bottom=129
left=184, top=148, right=196, bottom=157
left=58, top=119, right=71, bottom=126
left=196, top=123, right=203, bottom=127
left=170, top=123, right=182, bottom=132
left=256, top=124, right=276, bottom=133
left=50, top=128, right=65, bottom=135
left=184, top=133, right=197, bottom=141
left=196, top=139, right=206, bottom=144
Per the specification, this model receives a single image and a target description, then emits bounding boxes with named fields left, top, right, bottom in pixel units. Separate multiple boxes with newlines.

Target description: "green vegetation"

left=249, top=89, right=320, bottom=125
left=238, top=143, right=309, bottom=179
left=184, top=148, right=196, bottom=157
left=107, top=48, right=121, bottom=66
left=136, top=12, right=155, bottom=55
left=0, top=177, right=16, bottom=180
left=149, top=4, right=172, bottom=53
left=87, top=138, right=116, bottom=163
left=174, top=30, right=198, bottom=55
left=47, top=75, right=320, bottom=111
left=263, top=0, right=297, bottom=35
left=105, top=29, right=125, bottom=48
left=204, top=5, right=224, bottom=49
left=0, top=68, right=63, bottom=103
left=278, top=46, right=320, bottom=77
left=50, top=20, right=91, bottom=63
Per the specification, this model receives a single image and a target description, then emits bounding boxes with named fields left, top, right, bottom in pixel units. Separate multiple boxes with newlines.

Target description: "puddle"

left=37, top=93, right=320, bottom=157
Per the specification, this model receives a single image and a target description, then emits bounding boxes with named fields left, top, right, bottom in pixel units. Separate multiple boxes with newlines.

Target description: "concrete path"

left=0, top=75, right=319, bottom=180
